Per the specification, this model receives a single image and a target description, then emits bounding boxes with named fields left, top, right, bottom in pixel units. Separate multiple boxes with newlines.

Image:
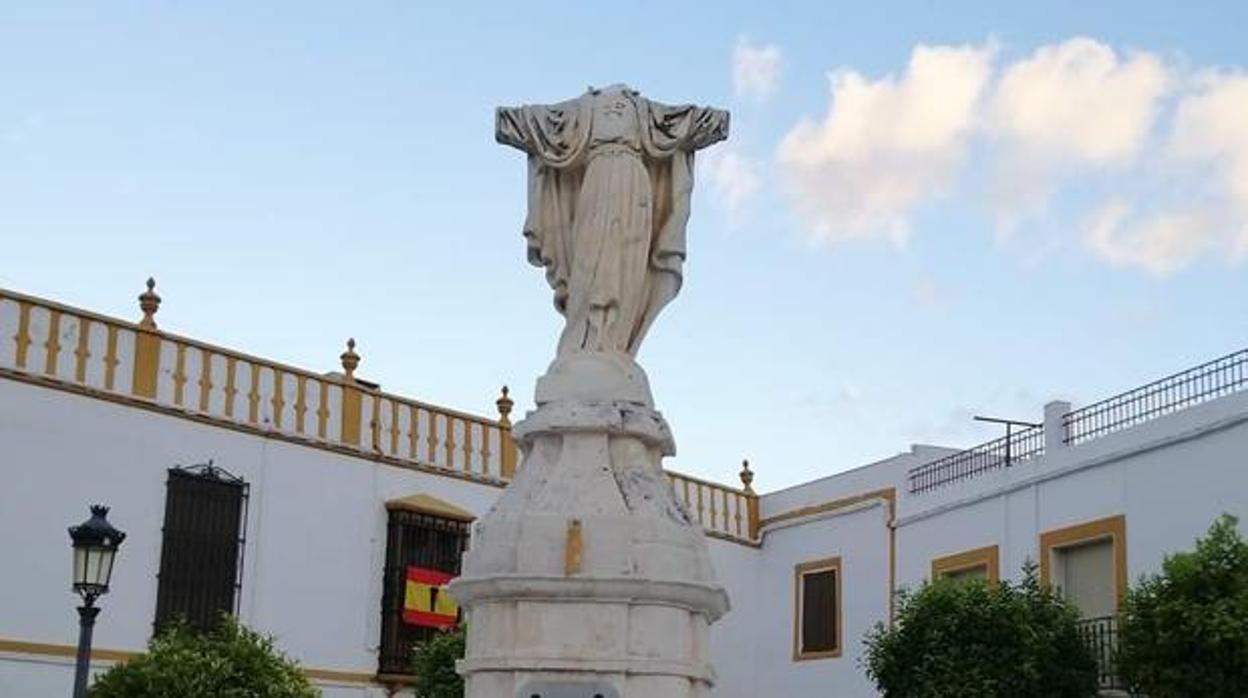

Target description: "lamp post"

left=68, top=505, right=125, bottom=698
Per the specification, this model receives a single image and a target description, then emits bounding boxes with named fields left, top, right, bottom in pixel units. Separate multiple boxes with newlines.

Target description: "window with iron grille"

left=378, top=508, right=470, bottom=677
left=153, top=463, right=248, bottom=633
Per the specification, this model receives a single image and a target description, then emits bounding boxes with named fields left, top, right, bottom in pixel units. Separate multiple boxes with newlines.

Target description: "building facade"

left=1, top=282, right=1245, bottom=696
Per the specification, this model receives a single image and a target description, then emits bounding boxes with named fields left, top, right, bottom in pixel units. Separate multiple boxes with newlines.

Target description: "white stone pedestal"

left=450, top=355, right=728, bottom=698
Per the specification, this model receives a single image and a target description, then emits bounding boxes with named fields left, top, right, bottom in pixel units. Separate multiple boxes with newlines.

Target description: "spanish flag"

left=403, top=567, right=459, bottom=629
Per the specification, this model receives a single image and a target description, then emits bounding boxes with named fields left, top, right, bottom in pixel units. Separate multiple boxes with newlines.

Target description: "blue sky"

left=4, top=2, right=1248, bottom=489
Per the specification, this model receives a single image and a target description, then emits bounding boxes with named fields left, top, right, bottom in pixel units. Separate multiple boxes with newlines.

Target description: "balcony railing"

left=666, top=469, right=759, bottom=544
left=1064, top=348, right=1248, bottom=446
left=1076, top=615, right=1125, bottom=691
left=907, top=424, right=1045, bottom=495
left=0, top=283, right=763, bottom=545
left=0, top=285, right=518, bottom=482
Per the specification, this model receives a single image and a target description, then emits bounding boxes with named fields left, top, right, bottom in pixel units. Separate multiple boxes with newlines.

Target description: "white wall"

left=0, top=377, right=500, bottom=695
left=896, top=391, right=1248, bottom=591
left=7, top=356, right=1248, bottom=698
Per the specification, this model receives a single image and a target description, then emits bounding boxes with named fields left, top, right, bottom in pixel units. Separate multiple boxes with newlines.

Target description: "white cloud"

left=1170, top=71, right=1248, bottom=257
left=986, top=38, right=1170, bottom=230
left=990, top=38, right=1170, bottom=165
left=776, top=37, right=1248, bottom=275
left=702, top=148, right=762, bottom=220
left=733, top=37, right=782, bottom=101
left=1082, top=200, right=1212, bottom=275
left=778, top=43, right=994, bottom=244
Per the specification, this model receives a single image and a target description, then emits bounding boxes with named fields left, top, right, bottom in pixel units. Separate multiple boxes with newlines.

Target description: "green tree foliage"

left=90, top=615, right=318, bottom=698
left=1118, top=514, right=1248, bottom=697
left=863, top=561, right=1098, bottom=697
left=410, top=626, right=465, bottom=698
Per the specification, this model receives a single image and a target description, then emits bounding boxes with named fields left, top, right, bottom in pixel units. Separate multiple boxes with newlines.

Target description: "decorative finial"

left=496, top=385, right=514, bottom=427
left=340, top=338, right=360, bottom=380
left=138, top=277, right=161, bottom=330
left=739, top=459, right=755, bottom=494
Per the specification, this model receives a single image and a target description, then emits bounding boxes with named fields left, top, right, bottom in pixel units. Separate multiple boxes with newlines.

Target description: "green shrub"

left=90, top=615, right=318, bottom=698
left=863, top=561, right=1098, bottom=697
left=410, top=626, right=465, bottom=698
left=1118, top=514, right=1248, bottom=697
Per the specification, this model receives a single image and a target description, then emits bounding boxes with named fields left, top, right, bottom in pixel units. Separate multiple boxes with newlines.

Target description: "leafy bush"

left=864, top=561, right=1098, bottom=697
left=1118, top=514, right=1248, bottom=697
left=90, top=615, right=318, bottom=698
left=410, top=626, right=465, bottom=698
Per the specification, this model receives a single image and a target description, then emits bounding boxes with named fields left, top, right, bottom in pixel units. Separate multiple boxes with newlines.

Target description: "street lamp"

left=68, top=505, right=126, bottom=698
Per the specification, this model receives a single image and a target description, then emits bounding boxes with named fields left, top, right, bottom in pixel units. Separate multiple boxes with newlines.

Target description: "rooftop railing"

left=909, top=347, right=1248, bottom=494
left=1063, top=348, right=1248, bottom=446
left=906, top=424, right=1045, bottom=495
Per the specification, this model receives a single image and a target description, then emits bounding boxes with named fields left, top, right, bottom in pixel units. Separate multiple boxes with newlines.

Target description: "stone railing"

left=666, top=462, right=760, bottom=544
left=0, top=281, right=516, bottom=483
left=0, top=281, right=762, bottom=544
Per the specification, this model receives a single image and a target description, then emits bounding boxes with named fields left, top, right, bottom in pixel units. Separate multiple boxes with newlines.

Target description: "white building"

left=2, top=281, right=1245, bottom=697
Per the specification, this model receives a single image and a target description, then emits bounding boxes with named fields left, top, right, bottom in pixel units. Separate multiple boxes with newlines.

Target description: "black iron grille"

left=154, top=464, right=248, bottom=633
left=377, top=509, right=470, bottom=676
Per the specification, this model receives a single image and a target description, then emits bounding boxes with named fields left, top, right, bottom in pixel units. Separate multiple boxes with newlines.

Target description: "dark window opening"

left=378, top=508, right=470, bottom=676
left=800, top=566, right=839, bottom=656
left=154, top=462, right=248, bottom=633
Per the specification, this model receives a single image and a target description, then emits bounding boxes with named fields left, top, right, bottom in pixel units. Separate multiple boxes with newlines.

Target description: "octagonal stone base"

left=451, top=358, right=727, bottom=698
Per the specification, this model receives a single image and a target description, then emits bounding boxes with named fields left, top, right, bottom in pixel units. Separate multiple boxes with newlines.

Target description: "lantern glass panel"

left=72, top=547, right=88, bottom=587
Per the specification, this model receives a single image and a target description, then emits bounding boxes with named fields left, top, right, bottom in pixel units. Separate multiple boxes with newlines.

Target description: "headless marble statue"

left=497, top=85, right=729, bottom=375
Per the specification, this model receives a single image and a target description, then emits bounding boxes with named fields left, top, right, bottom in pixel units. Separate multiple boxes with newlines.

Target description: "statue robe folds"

left=497, top=87, right=729, bottom=360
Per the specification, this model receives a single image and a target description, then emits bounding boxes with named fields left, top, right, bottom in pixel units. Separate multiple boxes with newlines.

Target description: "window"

left=931, top=545, right=1000, bottom=584
left=793, top=557, right=841, bottom=660
left=378, top=505, right=471, bottom=677
left=154, top=463, right=248, bottom=632
left=1039, top=515, right=1127, bottom=617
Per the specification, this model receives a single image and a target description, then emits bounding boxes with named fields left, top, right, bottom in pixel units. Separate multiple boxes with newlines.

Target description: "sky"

left=4, top=2, right=1248, bottom=490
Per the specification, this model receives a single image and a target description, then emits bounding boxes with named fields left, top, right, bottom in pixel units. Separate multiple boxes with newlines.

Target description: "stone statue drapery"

left=497, top=85, right=728, bottom=358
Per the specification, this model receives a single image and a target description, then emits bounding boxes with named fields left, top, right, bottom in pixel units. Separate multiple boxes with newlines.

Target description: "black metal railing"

left=1064, top=348, right=1248, bottom=446
left=907, top=425, right=1044, bottom=494
left=1076, top=615, right=1125, bottom=691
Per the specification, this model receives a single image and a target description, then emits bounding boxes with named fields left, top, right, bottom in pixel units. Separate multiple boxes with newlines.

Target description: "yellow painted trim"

left=931, top=544, right=1000, bottom=584
left=385, top=493, right=477, bottom=521
left=131, top=330, right=161, bottom=399
left=443, top=416, right=456, bottom=468
left=502, top=440, right=520, bottom=480
left=103, top=325, right=119, bottom=390
left=1039, top=514, right=1128, bottom=608
left=197, top=347, right=213, bottom=412
left=73, top=316, right=91, bottom=383
left=223, top=356, right=238, bottom=418
left=462, top=420, right=474, bottom=471
left=172, top=342, right=187, bottom=407
left=762, top=488, right=898, bottom=622
left=317, top=380, right=329, bottom=439
left=565, top=519, right=583, bottom=575
left=0, top=367, right=508, bottom=489
left=246, top=364, right=260, bottom=424
left=341, top=383, right=362, bottom=446
left=760, top=487, right=896, bottom=528
left=43, top=309, right=62, bottom=376
left=0, top=638, right=138, bottom=662
left=0, top=637, right=374, bottom=685
left=302, top=667, right=376, bottom=684
left=13, top=301, right=32, bottom=369
left=271, top=369, right=285, bottom=430
left=370, top=394, right=383, bottom=452
left=793, top=556, right=843, bottom=661
left=294, top=375, right=308, bottom=434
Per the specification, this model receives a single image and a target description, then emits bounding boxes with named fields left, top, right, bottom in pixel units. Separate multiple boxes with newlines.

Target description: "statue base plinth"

left=535, top=351, right=657, bottom=408
left=451, top=388, right=726, bottom=698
